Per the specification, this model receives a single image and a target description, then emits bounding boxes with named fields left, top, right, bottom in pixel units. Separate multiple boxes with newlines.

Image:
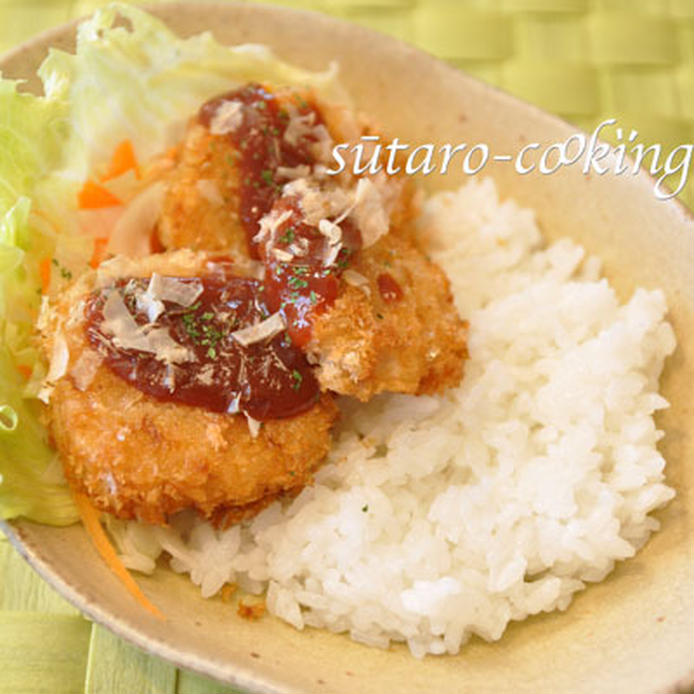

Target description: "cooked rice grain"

left=108, top=179, right=676, bottom=657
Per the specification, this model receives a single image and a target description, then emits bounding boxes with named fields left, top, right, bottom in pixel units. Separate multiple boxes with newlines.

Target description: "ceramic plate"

left=1, top=4, right=692, bottom=693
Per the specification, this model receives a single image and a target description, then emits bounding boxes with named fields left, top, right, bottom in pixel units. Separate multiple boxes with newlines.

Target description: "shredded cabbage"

left=0, top=3, right=344, bottom=525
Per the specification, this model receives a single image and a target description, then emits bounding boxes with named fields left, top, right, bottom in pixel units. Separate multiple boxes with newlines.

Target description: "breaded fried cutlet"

left=308, top=233, right=468, bottom=401
left=153, top=85, right=467, bottom=401
left=156, top=122, right=247, bottom=256
left=39, top=250, right=338, bottom=526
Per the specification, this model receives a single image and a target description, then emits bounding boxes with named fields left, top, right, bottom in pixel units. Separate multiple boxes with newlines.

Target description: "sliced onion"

left=77, top=207, right=124, bottom=239
left=276, top=165, right=311, bottom=181
left=288, top=237, right=309, bottom=257
left=70, top=349, right=103, bottom=391
left=284, top=179, right=350, bottom=226
left=231, top=312, right=286, bottom=347
left=101, top=290, right=191, bottom=363
left=101, top=169, right=138, bottom=200
left=135, top=291, right=164, bottom=323
left=351, top=178, right=389, bottom=248
left=144, top=328, right=191, bottom=364
left=254, top=208, right=293, bottom=245
left=309, top=124, right=333, bottom=162
left=283, top=107, right=316, bottom=147
left=145, top=273, right=202, bottom=307
left=318, top=218, right=342, bottom=245
left=107, top=182, right=165, bottom=258
left=38, top=332, right=69, bottom=403
left=343, top=269, right=371, bottom=296
left=323, top=242, right=342, bottom=268
left=271, top=247, right=294, bottom=263
left=245, top=413, right=261, bottom=439
left=209, top=100, right=243, bottom=135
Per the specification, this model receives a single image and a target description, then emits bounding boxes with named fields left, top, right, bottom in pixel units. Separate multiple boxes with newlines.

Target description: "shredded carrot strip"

left=16, top=364, right=33, bottom=380
left=89, top=237, right=110, bottom=269
left=78, top=181, right=122, bottom=210
left=101, top=140, right=140, bottom=181
left=72, top=492, right=165, bottom=620
left=39, top=257, right=51, bottom=294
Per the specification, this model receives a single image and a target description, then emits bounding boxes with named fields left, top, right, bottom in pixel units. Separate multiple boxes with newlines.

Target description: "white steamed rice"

left=108, top=179, right=676, bottom=658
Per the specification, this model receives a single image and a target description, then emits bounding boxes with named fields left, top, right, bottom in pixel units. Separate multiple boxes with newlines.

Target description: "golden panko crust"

left=41, top=251, right=338, bottom=526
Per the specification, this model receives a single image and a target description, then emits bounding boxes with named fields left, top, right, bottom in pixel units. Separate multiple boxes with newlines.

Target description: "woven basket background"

left=1, top=2, right=692, bottom=693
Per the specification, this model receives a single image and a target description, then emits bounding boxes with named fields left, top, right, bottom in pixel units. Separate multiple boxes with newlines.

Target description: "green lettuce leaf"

left=0, top=3, right=344, bottom=525
left=0, top=82, right=77, bottom=525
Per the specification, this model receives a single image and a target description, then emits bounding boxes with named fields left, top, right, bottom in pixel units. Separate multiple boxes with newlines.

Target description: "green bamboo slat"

left=0, top=612, right=91, bottom=694
left=589, top=11, right=679, bottom=65
left=678, top=65, right=694, bottom=121
left=85, top=625, right=177, bottom=694
left=324, top=0, right=415, bottom=8
left=677, top=22, right=694, bottom=66
left=502, top=0, right=589, bottom=11
left=414, top=5, right=513, bottom=61
left=603, top=67, right=681, bottom=118
left=593, top=0, right=671, bottom=12
left=602, top=113, right=694, bottom=156
left=503, top=63, right=600, bottom=115
left=0, top=536, right=79, bottom=615
left=0, top=0, right=73, bottom=54
left=670, top=0, right=694, bottom=20
left=176, top=669, right=245, bottom=694
left=514, top=15, right=590, bottom=62
left=224, top=0, right=325, bottom=9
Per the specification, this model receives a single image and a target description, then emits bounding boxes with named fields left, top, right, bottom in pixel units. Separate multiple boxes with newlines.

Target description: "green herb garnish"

left=182, top=313, right=200, bottom=340
left=279, top=228, right=295, bottom=245
left=51, top=257, right=72, bottom=280
left=260, top=169, right=276, bottom=187
left=287, top=275, right=308, bottom=290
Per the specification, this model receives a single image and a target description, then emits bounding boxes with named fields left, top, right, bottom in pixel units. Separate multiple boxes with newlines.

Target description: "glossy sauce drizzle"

left=198, top=83, right=320, bottom=257
left=84, top=271, right=319, bottom=421
left=377, top=272, right=403, bottom=303
left=87, top=85, right=370, bottom=418
left=262, top=196, right=362, bottom=347
left=199, top=83, right=364, bottom=348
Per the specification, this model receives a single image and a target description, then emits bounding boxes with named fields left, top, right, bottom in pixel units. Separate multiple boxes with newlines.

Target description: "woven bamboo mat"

left=0, top=2, right=692, bottom=693
left=0, top=533, right=242, bottom=693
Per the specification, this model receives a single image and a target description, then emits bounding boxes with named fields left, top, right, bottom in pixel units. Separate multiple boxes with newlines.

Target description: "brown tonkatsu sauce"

left=262, top=196, right=362, bottom=347
left=199, top=83, right=365, bottom=346
left=84, top=273, right=319, bottom=421
left=377, top=273, right=403, bottom=303
left=86, top=84, right=371, bottom=418
left=198, top=83, right=319, bottom=257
